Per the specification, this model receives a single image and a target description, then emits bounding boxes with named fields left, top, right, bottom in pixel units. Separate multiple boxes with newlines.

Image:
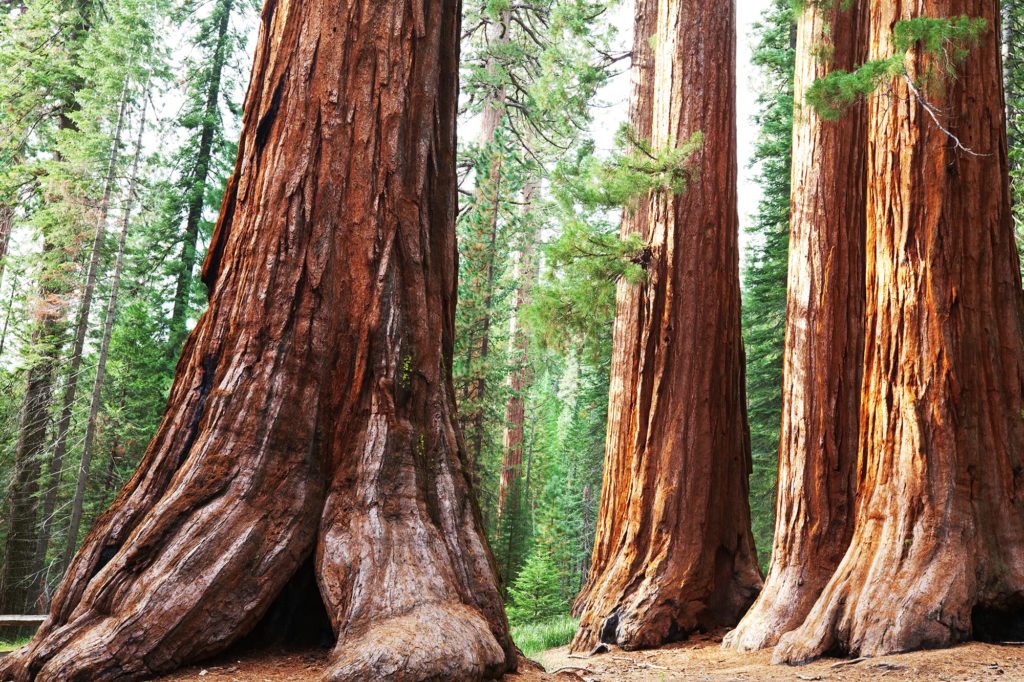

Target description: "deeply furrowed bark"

left=571, top=0, right=762, bottom=652
left=722, top=0, right=867, bottom=653
left=0, top=2, right=513, bottom=680
left=775, top=0, right=1024, bottom=664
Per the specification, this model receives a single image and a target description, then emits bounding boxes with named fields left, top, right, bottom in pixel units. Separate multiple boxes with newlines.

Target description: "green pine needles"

left=806, top=15, right=988, bottom=120
left=578, top=125, right=704, bottom=208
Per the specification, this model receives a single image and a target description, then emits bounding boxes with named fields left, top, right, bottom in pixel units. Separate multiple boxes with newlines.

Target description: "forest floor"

left=154, top=630, right=1024, bottom=681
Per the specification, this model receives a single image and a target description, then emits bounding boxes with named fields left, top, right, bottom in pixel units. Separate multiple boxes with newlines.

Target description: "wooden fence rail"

left=0, top=615, right=45, bottom=628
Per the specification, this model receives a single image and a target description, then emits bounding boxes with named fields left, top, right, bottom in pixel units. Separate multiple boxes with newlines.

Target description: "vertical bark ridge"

left=0, top=2, right=512, bottom=680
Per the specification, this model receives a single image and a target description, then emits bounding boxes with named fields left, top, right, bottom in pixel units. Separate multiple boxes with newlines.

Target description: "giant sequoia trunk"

left=571, top=0, right=761, bottom=652
left=775, top=0, right=1024, bottom=663
left=722, top=0, right=866, bottom=653
left=0, top=2, right=514, bottom=680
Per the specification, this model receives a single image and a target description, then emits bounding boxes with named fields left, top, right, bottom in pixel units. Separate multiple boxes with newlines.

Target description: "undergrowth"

left=511, top=615, right=579, bottom=658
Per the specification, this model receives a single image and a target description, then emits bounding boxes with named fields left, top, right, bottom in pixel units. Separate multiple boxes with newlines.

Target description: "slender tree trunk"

left=0, top=270, right=18, bottom=358
left=59, top=87, right=151, bottom=585
left=0, top=250, right=64, bottom=615
left=167, top=0, right=235, bottom=354
left=496, top=181, right=537, bottom=522
left=32, top=78, right=130, bottom=591
left=572, top=0, right=656, bottom=618
left=776, top=0, right=1024, bottom=663
left=0, top=3, right=514, bottom=680
left=571, top=0, right=761, bottom=652
left=459, top=9, right=509, bottom=482
left=722, top=1, right=867, bottom=653
left=0, top=204, right=13, bottom=281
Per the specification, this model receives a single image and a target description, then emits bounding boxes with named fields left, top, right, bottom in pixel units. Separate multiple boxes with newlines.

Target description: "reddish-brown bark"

left=722, top=1, right=867, bottom=653
left=0, top=204, right=12, bottom=273
left=0, top=2, right=514, bottom=680
left=775, top=0, right=1024, bottom=663
left=571, top=0, right=761, bottom=652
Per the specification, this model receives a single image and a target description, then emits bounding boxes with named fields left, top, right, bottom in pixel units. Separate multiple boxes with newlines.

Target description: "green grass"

left=511, top=615, right=579, bottom=659
left=0, top=637, right=29, bottom=652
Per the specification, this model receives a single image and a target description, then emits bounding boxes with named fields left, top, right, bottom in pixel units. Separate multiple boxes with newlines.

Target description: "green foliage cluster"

left=574, top=126, right=704, bottom=208
left=507, top=549, right=566, bottom=625
left=806, top=15, right=988, bottom=119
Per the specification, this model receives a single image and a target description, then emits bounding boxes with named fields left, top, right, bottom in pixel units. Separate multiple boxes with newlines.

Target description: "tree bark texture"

left=775, top=0, right=1024, bottom=663
left=722, top=1, right=867, bottom=653
left=571, top=0, right=761, bottom=652
left=0, top=2, right=514, bottom=680
left=571, top=0, right=656, bottom=619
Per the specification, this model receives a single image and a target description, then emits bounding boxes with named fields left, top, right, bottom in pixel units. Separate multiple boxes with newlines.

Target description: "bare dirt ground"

left=156, top=632, right=1024, bottom=681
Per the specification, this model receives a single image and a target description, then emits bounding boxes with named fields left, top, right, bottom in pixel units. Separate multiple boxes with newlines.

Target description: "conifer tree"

left=0, top=0, right=100, bottom=614
left=164, top=0, right=251, bottom=354
left=777, top=0, right=1024, bottom=661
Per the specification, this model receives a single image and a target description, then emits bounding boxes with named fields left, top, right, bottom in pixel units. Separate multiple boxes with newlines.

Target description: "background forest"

left=0, top=0, right=1021, bottom=658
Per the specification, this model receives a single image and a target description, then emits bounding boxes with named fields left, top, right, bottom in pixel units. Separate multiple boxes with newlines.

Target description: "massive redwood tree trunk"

left=571, top=0, right=761, bottom=652
left=0, top=2, right=514, bottom=680
left=722, top=0, right=867, bottom=653
left=775, top=0, right=1024, bottom=663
